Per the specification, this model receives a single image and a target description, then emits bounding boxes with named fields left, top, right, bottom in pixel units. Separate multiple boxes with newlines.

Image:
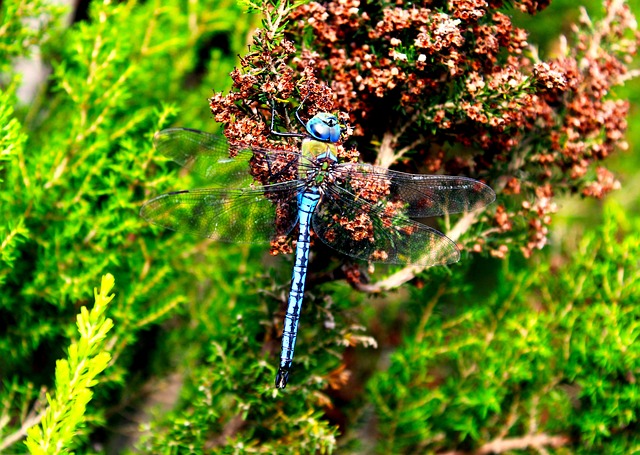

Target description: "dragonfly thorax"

left=303, top=151, right=340, bottom=192
left=305, top=113, right=341, bottom=143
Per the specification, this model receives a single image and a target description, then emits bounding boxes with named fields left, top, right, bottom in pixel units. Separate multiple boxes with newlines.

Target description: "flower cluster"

left=286, top=0, right=637, bottom=259
left=209, top=27, right=347, bottom=151
left=209, top=0, right=637, bottom=262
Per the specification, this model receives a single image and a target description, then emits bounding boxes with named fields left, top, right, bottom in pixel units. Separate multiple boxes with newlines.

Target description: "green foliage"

left=0, top=85, right=29, bottom=286
left=0, top=85, right=24, bottom=177
left=1, top=0, right=639, bottom=453
left=0, top=0, right=255, bottom=452
left=0, top=0, right=67, bottom=75
left=135, top=272, right=348, bottom=453
left=367, top=202, right=640, bottom=453
left=25, top=274, right=115, bottom=455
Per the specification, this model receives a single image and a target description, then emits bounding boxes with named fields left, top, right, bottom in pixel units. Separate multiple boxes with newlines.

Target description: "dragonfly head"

left=305, top=113, right=342, bottom=143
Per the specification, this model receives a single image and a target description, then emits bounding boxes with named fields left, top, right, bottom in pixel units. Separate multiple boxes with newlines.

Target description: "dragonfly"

left=140, top=106, right=496, bottom=389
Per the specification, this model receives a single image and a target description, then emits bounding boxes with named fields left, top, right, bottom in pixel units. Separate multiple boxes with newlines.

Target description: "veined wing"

left=312, top=185, right=460, bottom=266
left=333, top=163, right=496, bottom=218
left=140, top=180, right=301, bottom=243
left=154, top=128, right=302, bottom=188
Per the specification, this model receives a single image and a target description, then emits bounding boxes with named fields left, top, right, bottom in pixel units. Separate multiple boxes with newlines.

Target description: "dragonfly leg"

left=293, top=94, right=310, bottom=128
left=269, top=99, right=305, bottom=140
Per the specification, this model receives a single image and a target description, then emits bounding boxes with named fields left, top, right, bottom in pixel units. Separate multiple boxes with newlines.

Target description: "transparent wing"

left=140, top=181, right=301, bottom=243
left=333, top=163, right=496, bottom=218
left=312, top=186, right=460, bottom=266
left=154, top=128, right=302, bottom=188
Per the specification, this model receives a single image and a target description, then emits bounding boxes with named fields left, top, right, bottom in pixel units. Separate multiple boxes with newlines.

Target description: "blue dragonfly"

left=140, top=106, right=496, bottom=389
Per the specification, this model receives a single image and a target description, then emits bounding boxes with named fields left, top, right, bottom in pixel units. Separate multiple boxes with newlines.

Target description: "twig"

left=584, top=0, right=626, bottom=61
left=0, top=402, right=45, bottom=451
left=439, top=433, right=571, bottom=455
left=375, top=130, right=400, bottom=170
left=375, top=112, right=421, bottom=169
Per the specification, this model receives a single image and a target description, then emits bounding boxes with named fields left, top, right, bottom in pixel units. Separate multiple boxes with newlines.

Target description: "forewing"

left=140, top=181, right=301, bottom=243
left=312, top=186, right=460, bottom=266
left=153, top=128, right=302, bottom=188
left=335, top=163, right=496, bottom=217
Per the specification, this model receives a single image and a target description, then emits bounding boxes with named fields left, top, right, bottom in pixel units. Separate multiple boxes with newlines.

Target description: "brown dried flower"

left=208, top=0, right=637, bottom=264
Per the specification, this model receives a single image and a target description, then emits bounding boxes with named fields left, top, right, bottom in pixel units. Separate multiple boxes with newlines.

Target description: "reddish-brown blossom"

left=465, top=72, right=485, bottom=94
left=340, top=167, right=391, bottom=203
left=208, top=0, right=637, bottom=264
left=490, top=244, right=509, bottom=259
left=533, top=61, right=569, bottom=92
left=451, top=0, right=488, bottom=22
left=270, top=234, right=294, bottom=256
left=343, top=264, right=365, bottom=287
left=514, top=0, right=551, bottom=14
left=414, top=14, right=465, bottom=53
left=503, top=177, right=521, bottom=195
left=494, top=205, right=513, bottom=232
left=333, top=212, right=374, bottom=242
left=369, top=250, right=389, bottom=262
left=337, top=146, right=360, bottom=163
left=582, top=167, right=622, bottom=198
left=473, top=24, right=500, bottom=57
left=472, top=237, right=486, bottom=253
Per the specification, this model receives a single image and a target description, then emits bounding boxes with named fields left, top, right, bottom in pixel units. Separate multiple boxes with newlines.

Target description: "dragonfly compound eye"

left=306, top=113, right=341, bottom=143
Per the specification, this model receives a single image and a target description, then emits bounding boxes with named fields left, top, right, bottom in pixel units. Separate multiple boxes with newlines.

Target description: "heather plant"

left=212, top=0, right=637, bottom=272
left=365, top=201, right=640, bottom=453
left=24, top=274, right=115, bottom=455
left=1, top=0, right=639, bottom=454
left=0, top=0, right=258, bottom=453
